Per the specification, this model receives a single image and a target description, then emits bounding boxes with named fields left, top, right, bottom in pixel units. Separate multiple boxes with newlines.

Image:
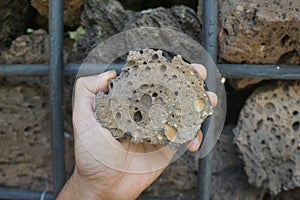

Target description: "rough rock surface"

left=0, top=30, right=74, bottom=190
left=31, top=0, right=85, bottom=27
left=1, top=30, right=49, bottom=64
left=1, top=29, right=68, bottom=64
left=77, top=0, right=201, bottom=60
left=0, top=83, right=51, bottom=190
left=219, top=0, right=300, bottom=64
left=228, top=78, right=264, bottom=90
left=0, top=0, right=30, bottom=50
left=119, top=0, right=198, bottom=11
left=234, top=81, right=300, bottom=194
left=95, top=49, right=212, bottom=148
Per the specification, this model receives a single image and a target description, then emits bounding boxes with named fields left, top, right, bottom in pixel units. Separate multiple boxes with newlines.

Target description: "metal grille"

left=0, top=0, right=300, bottom=199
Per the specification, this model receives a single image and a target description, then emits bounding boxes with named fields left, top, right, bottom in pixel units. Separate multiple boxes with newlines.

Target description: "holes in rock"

left=139, top=50, right=143, bottom=54
left=143, top=61, right=147, bottom=65
left=24, top=127, right=31, bottom=131
left=128, top=81, right=132, bottom=86
left=145, top=66, right=150, bottom=71
left=152, top=54, right=158, bottom=60
left=134, top=107, right=138, bottom=111
left=265, top=102, right=276, bottom=115
left=134, top=111, right=143, bottom=122
left=261, top=140, right=265, bottom=144
left=132, top=65, right=138, bottom=70
left=292, top=121, right=299, bottom=132
left=293, top=111, right=298, bottom=116
left=281, top=35, right=290, bottom=46
left=152, top=92, right=158, bottom=97
left=257, top=119, right=263, bottom=130
left=115, top=112, right=121, bottom=119
left=174, top=91, right=178, bottom=96
left=163, top=74, right=168, bottom=79
left=172, top=75, right=177, bottom=80
left=110, top=82, right=113, bottom=88
left=291, top=138, right=295, bottom=145
left=271, top=127, right=277, bottom=134
left=267, top=117, right=273, bottom=122
left=160, top=65, right=167, bottom=72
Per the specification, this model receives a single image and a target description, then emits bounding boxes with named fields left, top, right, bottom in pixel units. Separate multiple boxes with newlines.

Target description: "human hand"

left=58, top=64, right=217, bottom=200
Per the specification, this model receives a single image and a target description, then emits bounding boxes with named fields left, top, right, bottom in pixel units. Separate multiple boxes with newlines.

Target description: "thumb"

left=73, top=70, right=117, bottom=133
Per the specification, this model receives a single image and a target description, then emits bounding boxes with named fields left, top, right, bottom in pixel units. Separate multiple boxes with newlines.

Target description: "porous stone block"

left=1, top=29, right=68, bottom=64
left=31, top=0, right=85, bottom=27
left=77, top=0, right=201, bottom=60
left=234, top=81, right=300, bottom=194
left=95, top=49, right=212, bottom=148
left=219, top=0, right=300, bottom=64
left=0, top=0, right=30, bottom=49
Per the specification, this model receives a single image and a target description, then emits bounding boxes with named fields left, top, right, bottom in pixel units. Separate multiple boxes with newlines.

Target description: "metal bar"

left=49, top=0, right=65, bottom=197
left=1, top=64, right=300, bottom=78
left=0, top=187, right=54, bottom=200
left=198, top=0, right=218, bottom=200
left=218, top=64, right=300, bottom=79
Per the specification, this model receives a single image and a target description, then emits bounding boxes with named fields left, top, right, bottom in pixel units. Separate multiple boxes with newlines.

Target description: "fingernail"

left=189, top=138, right=199, bottom=150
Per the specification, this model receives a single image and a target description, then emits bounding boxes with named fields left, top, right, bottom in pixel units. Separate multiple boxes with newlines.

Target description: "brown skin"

left=58, top=64, right=217, bottom=200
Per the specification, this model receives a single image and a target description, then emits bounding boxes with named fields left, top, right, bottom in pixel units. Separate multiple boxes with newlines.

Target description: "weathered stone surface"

left=1, top=29, right=68, bottom=64
left=1, top=30, right=49, bottom=64
left=95, top=49, right=212, bottom=148
left=0, top=80, right=74, bottom=190
left=119, top=0, right=198, bottom=11
left=0, top=0, right=30, bottom=50
left=228, top=78, right=264, bottom=89
left=234, top=81, right=300, bottom=194
left=219, top=0, right=300, bottom=64
left=0, top=84, right=51, bottom=190
left=77, top=0, right=201, bottom=60
left=0, top=30, right=74, bottom=190
left=31, top=0, right=85, bottom=27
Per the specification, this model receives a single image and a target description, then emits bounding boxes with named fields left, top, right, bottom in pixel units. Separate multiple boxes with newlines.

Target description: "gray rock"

left=234, top=81, right=300, bottom=194
left=0, top=0, right=30, bottom=49
left=77, top=0, right=201, bottom=60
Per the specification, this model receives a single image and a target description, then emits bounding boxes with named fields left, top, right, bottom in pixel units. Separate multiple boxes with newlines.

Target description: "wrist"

left=57, top=168, right=104, bottom=200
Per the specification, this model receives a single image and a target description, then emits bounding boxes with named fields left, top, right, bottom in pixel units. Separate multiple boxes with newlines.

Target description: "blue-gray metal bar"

left=1, top=64, right=300, bottom=78
left=218, top=64, right=300, bottom=79
left=49, top=0, right=65, bottom=197
left=0, top=187, right=54, bottom=200
left=198, top=0, right=218, bottom=199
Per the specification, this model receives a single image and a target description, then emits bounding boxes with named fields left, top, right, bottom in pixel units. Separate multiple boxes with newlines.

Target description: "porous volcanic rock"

left=0, top=0, right=30, bottom=49
left=1, top=29, right=68, bottom=64
left=234, top=81, right=300, bottom=194
left=95, top=49, right=212, bottom=148
left=1, top=30, right=49, bottom=64
left=219, top=0, right=300, bottom=64
left=77, top=0, right=201, bottom=60
left=31, top=0, right=85, bottom=27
